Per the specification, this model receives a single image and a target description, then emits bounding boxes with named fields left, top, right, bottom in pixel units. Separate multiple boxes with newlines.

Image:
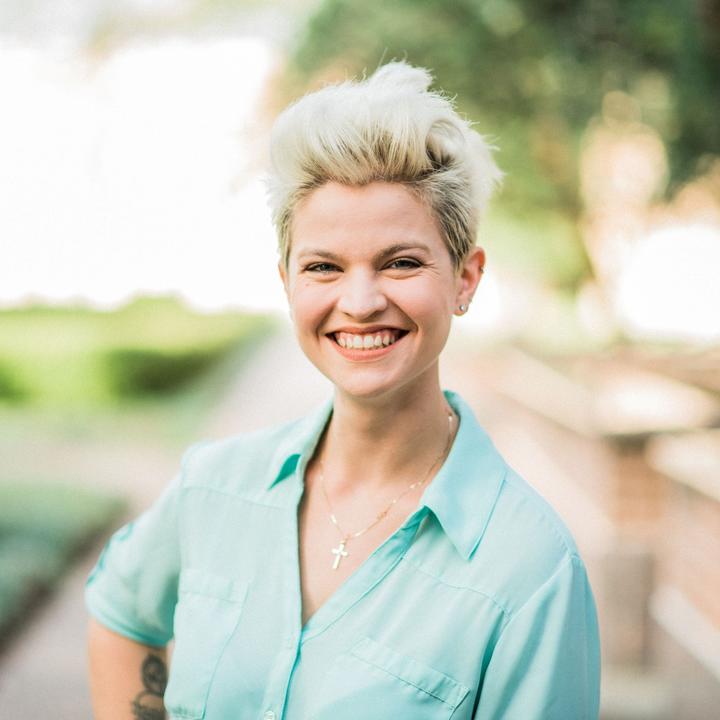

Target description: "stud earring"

left=458, top=304, right=467, bottom=313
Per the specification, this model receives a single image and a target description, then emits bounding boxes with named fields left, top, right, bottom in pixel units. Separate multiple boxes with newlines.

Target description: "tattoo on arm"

left=131, top=653, right=168, bottom=720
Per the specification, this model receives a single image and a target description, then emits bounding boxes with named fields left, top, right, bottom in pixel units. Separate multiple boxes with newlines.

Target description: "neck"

left=317, top=375, right=456, bottom=499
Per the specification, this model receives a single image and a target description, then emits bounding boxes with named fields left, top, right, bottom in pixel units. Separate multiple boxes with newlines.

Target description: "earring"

left=458, top=304, right=467, bottom=313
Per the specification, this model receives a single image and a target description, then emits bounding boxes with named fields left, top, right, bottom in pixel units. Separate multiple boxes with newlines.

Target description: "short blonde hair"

left=266, top=61, right=502, bottom=269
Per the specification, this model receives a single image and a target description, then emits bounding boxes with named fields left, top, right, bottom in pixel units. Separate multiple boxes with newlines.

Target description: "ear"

left=454, top=247, right=485, bottom=316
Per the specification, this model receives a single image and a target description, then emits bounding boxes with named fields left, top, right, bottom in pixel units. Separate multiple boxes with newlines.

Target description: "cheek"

left=288, top=283, right=333, bottom=332
left=395, top=280, right=454, bottom=326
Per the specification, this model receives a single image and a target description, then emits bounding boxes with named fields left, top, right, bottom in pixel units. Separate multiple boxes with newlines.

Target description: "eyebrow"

left=296, top=243, right=432, bottom=263
left=296, top=248, right=343, bottom=262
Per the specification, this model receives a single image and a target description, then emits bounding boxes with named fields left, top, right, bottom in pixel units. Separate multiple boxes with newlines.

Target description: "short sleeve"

left=473, top=554, right=601, bottom=720
left=84, top=447, right=196, bottom=647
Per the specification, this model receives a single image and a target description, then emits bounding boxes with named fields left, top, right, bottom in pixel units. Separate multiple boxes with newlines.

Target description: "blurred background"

left=1, top=1, right=719, bottom=717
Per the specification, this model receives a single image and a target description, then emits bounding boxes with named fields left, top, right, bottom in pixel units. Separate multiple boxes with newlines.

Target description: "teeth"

left=334, top=331, right=402, bottom=350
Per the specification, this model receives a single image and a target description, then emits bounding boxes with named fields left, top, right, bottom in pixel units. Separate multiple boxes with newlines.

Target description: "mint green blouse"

left=85, top=390, right=600, bottom=719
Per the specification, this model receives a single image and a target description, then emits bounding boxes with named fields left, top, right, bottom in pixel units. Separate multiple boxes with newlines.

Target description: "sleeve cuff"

left=85, top=579, right=172, bottom=648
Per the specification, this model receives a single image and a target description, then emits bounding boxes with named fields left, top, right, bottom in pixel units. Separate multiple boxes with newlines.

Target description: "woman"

left=86, top=62, right=600, bottom=719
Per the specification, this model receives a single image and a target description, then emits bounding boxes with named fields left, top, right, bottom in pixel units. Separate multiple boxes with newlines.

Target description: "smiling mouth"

left=329, top=329, right=409, bottom=350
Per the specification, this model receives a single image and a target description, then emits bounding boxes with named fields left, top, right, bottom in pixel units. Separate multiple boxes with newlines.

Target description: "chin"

left=333, top=382, right=398, bottom=402
left=329, top=364, right=436, bottom=403
left=323, top=371, right=396, bottom=400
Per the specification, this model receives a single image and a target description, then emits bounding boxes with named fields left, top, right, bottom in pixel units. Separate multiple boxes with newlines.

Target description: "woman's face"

left=280, top=181, right=483, bottom=402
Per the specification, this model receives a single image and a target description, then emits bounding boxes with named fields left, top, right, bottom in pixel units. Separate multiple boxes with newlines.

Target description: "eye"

left=386, top=258, right=422, bottom=270
left=305, top=262, right=340, bottom=274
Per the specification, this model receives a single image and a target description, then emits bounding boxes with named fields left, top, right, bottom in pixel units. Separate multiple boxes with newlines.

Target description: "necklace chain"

left=317, top=408, right=456, bottom=570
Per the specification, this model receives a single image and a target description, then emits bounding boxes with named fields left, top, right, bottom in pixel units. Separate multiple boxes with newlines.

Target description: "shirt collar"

left=266, top=390, right=507, bottom=561
left=266, top=397, right=334, bottom=490
left=420, top=391, right=508, bottom=560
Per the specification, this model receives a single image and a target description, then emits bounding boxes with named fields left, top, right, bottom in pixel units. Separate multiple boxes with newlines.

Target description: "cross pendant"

left=331, top=540, right=348, bottom=570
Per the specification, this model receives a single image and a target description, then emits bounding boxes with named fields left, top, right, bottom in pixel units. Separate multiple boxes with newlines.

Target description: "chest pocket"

left=311, top=636, right=470, bottom=720
left=164, top=568, right=249, bottom=719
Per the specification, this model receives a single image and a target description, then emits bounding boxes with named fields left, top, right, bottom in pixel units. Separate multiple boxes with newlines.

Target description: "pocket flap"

left=178, top=568, right=248, bottom=603
left=350, top=636, right=470, bottom=709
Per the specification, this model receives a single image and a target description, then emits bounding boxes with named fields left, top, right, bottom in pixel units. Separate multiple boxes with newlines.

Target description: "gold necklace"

left=318, top=408, right=455, bottom=570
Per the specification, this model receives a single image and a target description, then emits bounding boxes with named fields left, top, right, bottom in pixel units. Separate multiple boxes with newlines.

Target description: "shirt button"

left=263, top=712, right=276, bottom=720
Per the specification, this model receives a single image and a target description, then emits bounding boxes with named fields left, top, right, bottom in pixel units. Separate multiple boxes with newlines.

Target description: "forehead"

left=290, top=181, right=445, bottom=258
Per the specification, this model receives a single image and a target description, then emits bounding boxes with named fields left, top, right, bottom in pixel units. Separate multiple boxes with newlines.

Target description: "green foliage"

left=0, top=483, right=126, bottom=641
left=483, top=207, right=591, bottom=290
left=0, top=362, right=28, bottom=403
left=0, top=296, right=272, bottom=407
left=104, top=344, right=236, bottom=397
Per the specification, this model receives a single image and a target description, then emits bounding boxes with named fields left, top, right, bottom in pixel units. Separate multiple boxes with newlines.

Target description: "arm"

left=84, top=463, right=193, bottom=718
left=88, top=617, right=169, bottom=720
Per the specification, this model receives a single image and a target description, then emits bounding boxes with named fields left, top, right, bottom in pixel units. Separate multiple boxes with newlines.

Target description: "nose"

left=336, top=269, right=387, bottom=319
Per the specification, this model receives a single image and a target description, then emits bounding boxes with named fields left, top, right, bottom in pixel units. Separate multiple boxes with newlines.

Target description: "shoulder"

left=474, top=464, right=585, bottom=613
left=497, top=465, right=580, bottom=560
left=178, top=414, right=309, bottom=495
